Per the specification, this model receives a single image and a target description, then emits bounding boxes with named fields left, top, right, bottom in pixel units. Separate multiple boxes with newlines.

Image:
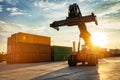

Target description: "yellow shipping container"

left=11, top=32, right=50, bottom=45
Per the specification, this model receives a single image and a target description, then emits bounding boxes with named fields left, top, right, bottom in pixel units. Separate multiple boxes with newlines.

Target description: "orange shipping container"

left=7, top=43, right=51, bottom=63
left=7, top=32, right=51, bottom=64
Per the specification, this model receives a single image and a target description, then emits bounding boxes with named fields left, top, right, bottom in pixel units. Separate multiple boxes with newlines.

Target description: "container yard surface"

left=0, top=57, right=120, bottom=80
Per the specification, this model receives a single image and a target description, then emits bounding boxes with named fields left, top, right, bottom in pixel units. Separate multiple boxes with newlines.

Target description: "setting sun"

left=91, top=32, right=108, bottom=47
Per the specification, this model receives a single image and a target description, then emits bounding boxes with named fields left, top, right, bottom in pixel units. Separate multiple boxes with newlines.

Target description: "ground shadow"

left=0, top=61, right=55, bottom=72
left=31, top=65, right=99, bottom=80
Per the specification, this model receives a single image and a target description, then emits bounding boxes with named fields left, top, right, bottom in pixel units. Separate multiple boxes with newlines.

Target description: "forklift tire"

left=68, top=55, right=77, bottom=66
left=96, top=57, right=98, bottom=64
left=82, top=61, right=86, bottom=65
left=88, top=55, right=96, bottom=66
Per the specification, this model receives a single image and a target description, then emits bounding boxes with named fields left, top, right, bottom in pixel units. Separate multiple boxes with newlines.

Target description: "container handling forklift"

left=50, top=3, right=98, bottom=66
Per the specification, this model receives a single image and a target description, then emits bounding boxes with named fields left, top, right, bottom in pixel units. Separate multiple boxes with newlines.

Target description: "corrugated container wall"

left=51, top=46, right=72, bottom=61
left=7, top=32, right=51, bottom=64
left=11, top=32, right=50, bottom=45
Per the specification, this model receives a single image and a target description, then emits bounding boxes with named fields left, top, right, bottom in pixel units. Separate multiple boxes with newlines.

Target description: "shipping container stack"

left=7, top=32, right=51, bottom=64
left=0, top=54, right=3, bottom=62
left=109, top=49, right=120, bottom=57
left=51, top=46, right=72, bottom=61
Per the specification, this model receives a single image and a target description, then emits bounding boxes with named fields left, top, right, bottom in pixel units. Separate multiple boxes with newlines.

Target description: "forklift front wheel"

left=68, top=55, right=77, bottom=66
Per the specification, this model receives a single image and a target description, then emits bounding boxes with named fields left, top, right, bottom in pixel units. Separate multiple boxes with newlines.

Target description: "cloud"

left=78, top=0, right=94, bottom=2
left=89, top=1, right=120, bottom=29
left=5, top=0, right=19, bottom=5
left=0, top=5, right=3, bottom=12
left=10, top=12, right=26, bottom=16
left=6, top=7, right=18, bottom=12
left=33, top=0, right=67, bottom=10
left=100, top=3, right=120, bottom=17
left=100, top=28, right=120, bottom=48
left=95, top=27, right=120, bottom=34
left=103, top=0, right=120, bottom=3
left=78, top=0, right=85, bottom=2
left=44, top=10, right=67, bottom=20
left=0, top=20, right=52, bottom=37
left=0, top=0, right=3, bottom=2
left=29, top=0, right=68, bottom=26
left=94, top=1, right=120, bottom=17
left=0, top=21, right=23, bottom=34
left=6, top=7, right=27, bottom=16
left=33, top=0, right=68, bottom=20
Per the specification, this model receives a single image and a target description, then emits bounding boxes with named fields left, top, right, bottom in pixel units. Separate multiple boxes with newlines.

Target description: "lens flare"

left=91, top=32, right=108, bottom=47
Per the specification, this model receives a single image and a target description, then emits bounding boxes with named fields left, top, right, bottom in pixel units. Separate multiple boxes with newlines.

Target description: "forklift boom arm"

left=50, top=13, right=98, bottom=31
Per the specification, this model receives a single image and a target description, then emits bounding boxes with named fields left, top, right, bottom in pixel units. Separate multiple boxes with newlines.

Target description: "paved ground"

left=0, top=57, right=120, bottom=80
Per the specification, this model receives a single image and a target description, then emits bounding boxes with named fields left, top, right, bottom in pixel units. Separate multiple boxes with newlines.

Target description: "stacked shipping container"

left=109, top=49, right=120, bottom=57
left=7, top=32, right=51, bottom=64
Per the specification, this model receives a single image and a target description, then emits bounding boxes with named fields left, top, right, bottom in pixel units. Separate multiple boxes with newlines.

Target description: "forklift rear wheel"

left=88, top=55, right=96, bottom=66
left=68, top=55, right=77, bottom=66
left=82, top=61, right=86, bottom=65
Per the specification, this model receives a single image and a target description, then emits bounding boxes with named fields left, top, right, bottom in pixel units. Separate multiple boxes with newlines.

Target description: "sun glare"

left=91, top=32, right=108, bottom=47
